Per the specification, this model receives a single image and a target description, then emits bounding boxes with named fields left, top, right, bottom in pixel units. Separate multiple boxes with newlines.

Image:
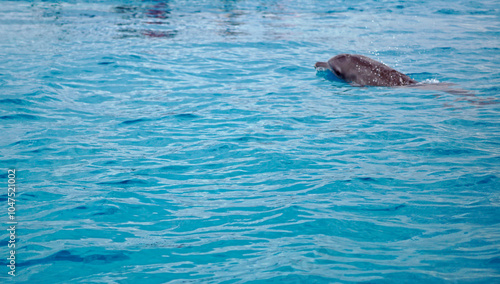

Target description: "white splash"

left=420, top=78, right=440, bottom=84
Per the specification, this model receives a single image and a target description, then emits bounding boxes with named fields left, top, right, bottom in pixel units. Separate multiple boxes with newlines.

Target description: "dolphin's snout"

left=315, top=61, right=329, bottom=69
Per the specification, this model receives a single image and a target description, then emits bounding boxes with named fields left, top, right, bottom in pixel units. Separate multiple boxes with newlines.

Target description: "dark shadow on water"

left=114, top=1, right=177, bottom=39
left=12, top=250, right=129, bottom=267
left=145, top=1, right=172, bottom=20
left=217, top=0, right=247, bottom=37
left=112, top=0, right=288, bottom=40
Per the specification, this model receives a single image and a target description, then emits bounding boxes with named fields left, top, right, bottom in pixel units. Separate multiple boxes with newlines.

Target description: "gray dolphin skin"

left=315, top=54, right=418, bottom=87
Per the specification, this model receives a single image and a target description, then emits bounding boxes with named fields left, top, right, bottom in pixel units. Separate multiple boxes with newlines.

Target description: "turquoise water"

left=1, top=0, right=499, bottom=283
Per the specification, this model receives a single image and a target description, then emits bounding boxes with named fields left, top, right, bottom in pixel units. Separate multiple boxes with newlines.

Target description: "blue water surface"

left=1, top=0, right=499, bottom=283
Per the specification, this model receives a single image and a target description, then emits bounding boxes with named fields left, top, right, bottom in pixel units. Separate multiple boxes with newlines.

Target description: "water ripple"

left=1, top=0, right=499, bottom=283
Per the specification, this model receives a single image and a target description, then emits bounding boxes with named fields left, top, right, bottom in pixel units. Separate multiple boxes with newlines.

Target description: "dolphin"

left=315, top=54, right=495, bottom=105
left=315, top=54, right=417, bottom=87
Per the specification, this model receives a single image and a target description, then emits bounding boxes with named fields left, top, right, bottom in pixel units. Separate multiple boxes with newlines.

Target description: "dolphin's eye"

left=332, top=68, right=342, bottom=77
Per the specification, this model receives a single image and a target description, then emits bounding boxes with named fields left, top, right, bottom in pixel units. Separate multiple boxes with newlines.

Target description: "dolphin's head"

left=327, top=54, right=350, bottom=80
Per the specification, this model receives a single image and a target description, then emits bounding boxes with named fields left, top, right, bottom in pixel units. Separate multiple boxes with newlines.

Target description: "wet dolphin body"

left=315, top=54, right=417, bottom=87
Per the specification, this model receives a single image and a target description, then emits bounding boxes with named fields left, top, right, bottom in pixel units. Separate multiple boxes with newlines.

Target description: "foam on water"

left=0, top=0, right=499, bottom=283
left=420, top=78, right=441, bottom=84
